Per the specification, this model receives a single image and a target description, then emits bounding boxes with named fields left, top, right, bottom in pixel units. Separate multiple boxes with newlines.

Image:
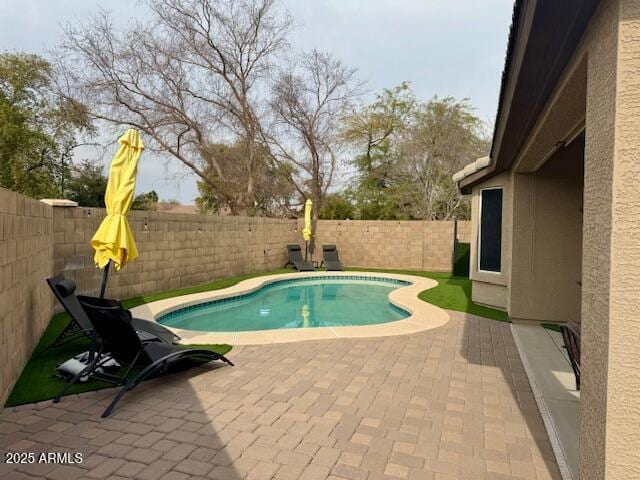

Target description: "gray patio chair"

left=53, top=295, right=233, bottom=417
left=560, top=325, right=581, bottom=390
left=46, top=276, right=179, bottom=349
left=285, top=244, right=315, bottom=271
left=322, top=245, right=344, bottom=271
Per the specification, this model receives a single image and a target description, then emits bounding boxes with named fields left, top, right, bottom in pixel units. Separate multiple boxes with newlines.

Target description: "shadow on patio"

left=459, top=312, right=564, bottom=479
left=0, top=362, right=244, bottom=479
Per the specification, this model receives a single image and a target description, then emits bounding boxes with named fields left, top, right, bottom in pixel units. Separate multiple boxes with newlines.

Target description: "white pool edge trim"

left=510, top=324, right=574, bottom=480
left=130, top=271, right=450, bottom=345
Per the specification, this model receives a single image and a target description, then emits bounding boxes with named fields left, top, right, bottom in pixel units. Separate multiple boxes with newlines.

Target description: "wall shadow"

left=459, top=312, right=565, bottom=479
left=0, top=359, right=244, bottom=480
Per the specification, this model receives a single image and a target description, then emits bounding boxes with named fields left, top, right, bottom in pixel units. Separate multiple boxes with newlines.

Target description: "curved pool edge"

left=129, top=271, right=450, bottom=345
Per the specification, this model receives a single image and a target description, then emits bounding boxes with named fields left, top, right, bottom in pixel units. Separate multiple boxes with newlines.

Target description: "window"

left=479, top=188, right=503, bottom=272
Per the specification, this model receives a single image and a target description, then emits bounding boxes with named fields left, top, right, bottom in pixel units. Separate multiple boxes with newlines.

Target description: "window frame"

left=477, top=186, right=503, bottom=274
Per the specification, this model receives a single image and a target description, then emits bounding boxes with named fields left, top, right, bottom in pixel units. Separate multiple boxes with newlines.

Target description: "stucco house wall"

left=459, top=0, right=640, bottom=476
left=581, top=0, right=640, bottom=477
left=468, top=171, right=513, bottom=309
left=509, top=139, right=584, bottom=324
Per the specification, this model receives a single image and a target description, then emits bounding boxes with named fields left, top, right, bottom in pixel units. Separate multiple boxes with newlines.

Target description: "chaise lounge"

left=285, top=244, right=315, bottom=271
left=322, top=245, right=344, bottom=271
left=46, top=275, right=180, bottom=347
left=53, top=295, right=233, bottom=417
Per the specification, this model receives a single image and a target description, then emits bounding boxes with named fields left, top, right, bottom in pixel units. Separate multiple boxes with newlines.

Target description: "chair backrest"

left=287, top=244, right=304, bottom=262
left=560, top=325, right=581, bottom=367
left=78, top=295, right=145, bottom=364
left=322, top=245, right=340, bottom=262
left=46, top=276, right=94, bottom=333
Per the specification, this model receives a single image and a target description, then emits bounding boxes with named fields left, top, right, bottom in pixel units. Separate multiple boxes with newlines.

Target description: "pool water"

left=158, top=276, right=411, bottom=332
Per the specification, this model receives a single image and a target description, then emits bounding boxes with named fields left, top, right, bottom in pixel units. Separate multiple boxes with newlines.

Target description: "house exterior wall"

left=509, top=141, right=584, bottom=324
left=0, top=188, right=54, bottom=406
left=581, top=0, right=640, bottom=477
left=579, top=1, right=621, bottom=478
left=463, top=0, right=640, bottom=476
left=468, top=171, right=513, bottom=309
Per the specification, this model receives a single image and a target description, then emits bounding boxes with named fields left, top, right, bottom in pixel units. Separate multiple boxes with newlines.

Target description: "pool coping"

left=130, top=271, right=450, bottom=345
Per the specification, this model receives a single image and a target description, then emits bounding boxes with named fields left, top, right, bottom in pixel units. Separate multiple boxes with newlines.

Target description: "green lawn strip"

left=6, top=268, right=293, bottom=408
left=348, top=268, right=509, bottom=322
left=541, top=322, right=563, bottom=332
left=8, top=265, right=506, bottom=407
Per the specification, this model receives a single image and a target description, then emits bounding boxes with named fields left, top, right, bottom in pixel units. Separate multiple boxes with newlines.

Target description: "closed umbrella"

left=91, top=129, right=144, bottom=297
left=302, top=199, right=313, bottom=261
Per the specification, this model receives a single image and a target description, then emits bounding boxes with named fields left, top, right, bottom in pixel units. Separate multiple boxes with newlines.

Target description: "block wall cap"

left=40, top=199, right=79, bottom=207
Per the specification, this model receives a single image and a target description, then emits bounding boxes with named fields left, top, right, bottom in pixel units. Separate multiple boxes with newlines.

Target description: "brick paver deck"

left=0, top=312, right=561, bottom=480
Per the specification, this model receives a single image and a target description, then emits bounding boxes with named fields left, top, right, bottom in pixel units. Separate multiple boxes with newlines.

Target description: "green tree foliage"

left=342, top=85, right=489, bottom=220
left=64, top=160, right=159, bottom=210
left=341, top=83, right=415, bottom=220
left=132, top=190, right=159, bottom=211
left=65, top=161, right=107, bottom=207
left=0, top=52, right=93, bottom=198
left=319, top=194, right=355, bottom=220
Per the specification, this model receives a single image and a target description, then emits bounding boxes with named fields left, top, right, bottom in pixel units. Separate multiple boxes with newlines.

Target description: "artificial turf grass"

left=541, top=322, right=563, bottom=332
left=7, top=266, right=506, bottom=407
left=349, top=268, right=510, bottom=322
left=5, top=267, right=295, bottom=408
left=5, top=320, right=232, bottom=407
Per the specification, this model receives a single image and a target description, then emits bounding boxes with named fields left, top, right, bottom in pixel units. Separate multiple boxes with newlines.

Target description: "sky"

left=0, top=0, right=514, bottom=204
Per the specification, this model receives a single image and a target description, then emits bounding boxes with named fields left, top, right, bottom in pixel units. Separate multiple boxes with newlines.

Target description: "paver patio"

left=0, top=311, right=561, bottom=480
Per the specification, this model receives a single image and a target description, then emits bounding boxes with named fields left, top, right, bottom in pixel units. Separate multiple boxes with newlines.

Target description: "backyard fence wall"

left=54, top=206, right=300, bottom=300
left=0, top=188, right=54, bottom=406
left=0, top=185, right=470, bottom=406
left=306, top=219, right=470, bottom=272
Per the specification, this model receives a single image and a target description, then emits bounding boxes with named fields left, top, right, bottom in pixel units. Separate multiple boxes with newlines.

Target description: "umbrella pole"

left=99, top=260, right=111, bottom=298
left=305, top=241, right=309, bottom=261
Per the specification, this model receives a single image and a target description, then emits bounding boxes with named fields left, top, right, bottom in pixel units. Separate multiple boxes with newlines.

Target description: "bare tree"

left=394, top=97, right=490, bottom=220
left=266, top=50, right=361, bottom=218
left=57, top=0, right=292, bottom=214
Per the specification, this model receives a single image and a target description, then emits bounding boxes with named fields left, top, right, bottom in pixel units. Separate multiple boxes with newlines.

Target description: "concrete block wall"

left=306, top=219, right=469, bottom=272
left=457, top=220, right=472, bottom=243
left=54, top=207, right=300, bottom=300
left=0, top=187, right=54, bottom=406
left=54, top=211, right=469, bottom=299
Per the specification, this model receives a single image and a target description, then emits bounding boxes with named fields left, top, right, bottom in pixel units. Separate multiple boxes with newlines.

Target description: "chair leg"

left=53, top=362, right=95, bottom=403
left=101, top=383, right=131, bottom=418
left=101, top=360, right=166, bottom=417
left=101, top=351, right=233, bottom=417
left=217, top=354, right=234, bottom=366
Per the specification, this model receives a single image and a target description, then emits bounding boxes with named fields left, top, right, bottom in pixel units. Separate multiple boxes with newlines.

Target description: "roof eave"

left=465, top=0, right=601, bottom=189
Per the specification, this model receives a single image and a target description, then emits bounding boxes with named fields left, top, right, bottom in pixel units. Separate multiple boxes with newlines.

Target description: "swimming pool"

left=157, top=276, right=412, bottom=332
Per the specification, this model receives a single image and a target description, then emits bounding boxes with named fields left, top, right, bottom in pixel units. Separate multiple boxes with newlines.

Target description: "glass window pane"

left=479, top=189, right=503, bottom=272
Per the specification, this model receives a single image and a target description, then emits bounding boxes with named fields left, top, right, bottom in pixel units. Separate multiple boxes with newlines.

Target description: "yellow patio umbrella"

left=91, top=128, right=144, bottom=297
left=302, top=198, right=313, bottom=261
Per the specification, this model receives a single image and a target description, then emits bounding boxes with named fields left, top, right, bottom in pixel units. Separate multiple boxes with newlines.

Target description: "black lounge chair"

left=322, top=245, right=344, bottom=271
left=54, top=295, right=233, bottom=417
left=46, top=276, right=180, bottom=348
left=285, top=244, right=315, bottom=271
left=560, top=325, right=581, bottom=390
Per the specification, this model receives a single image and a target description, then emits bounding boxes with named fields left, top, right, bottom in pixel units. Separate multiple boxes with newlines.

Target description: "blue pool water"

left=158, top=276, right=411, bottom=332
